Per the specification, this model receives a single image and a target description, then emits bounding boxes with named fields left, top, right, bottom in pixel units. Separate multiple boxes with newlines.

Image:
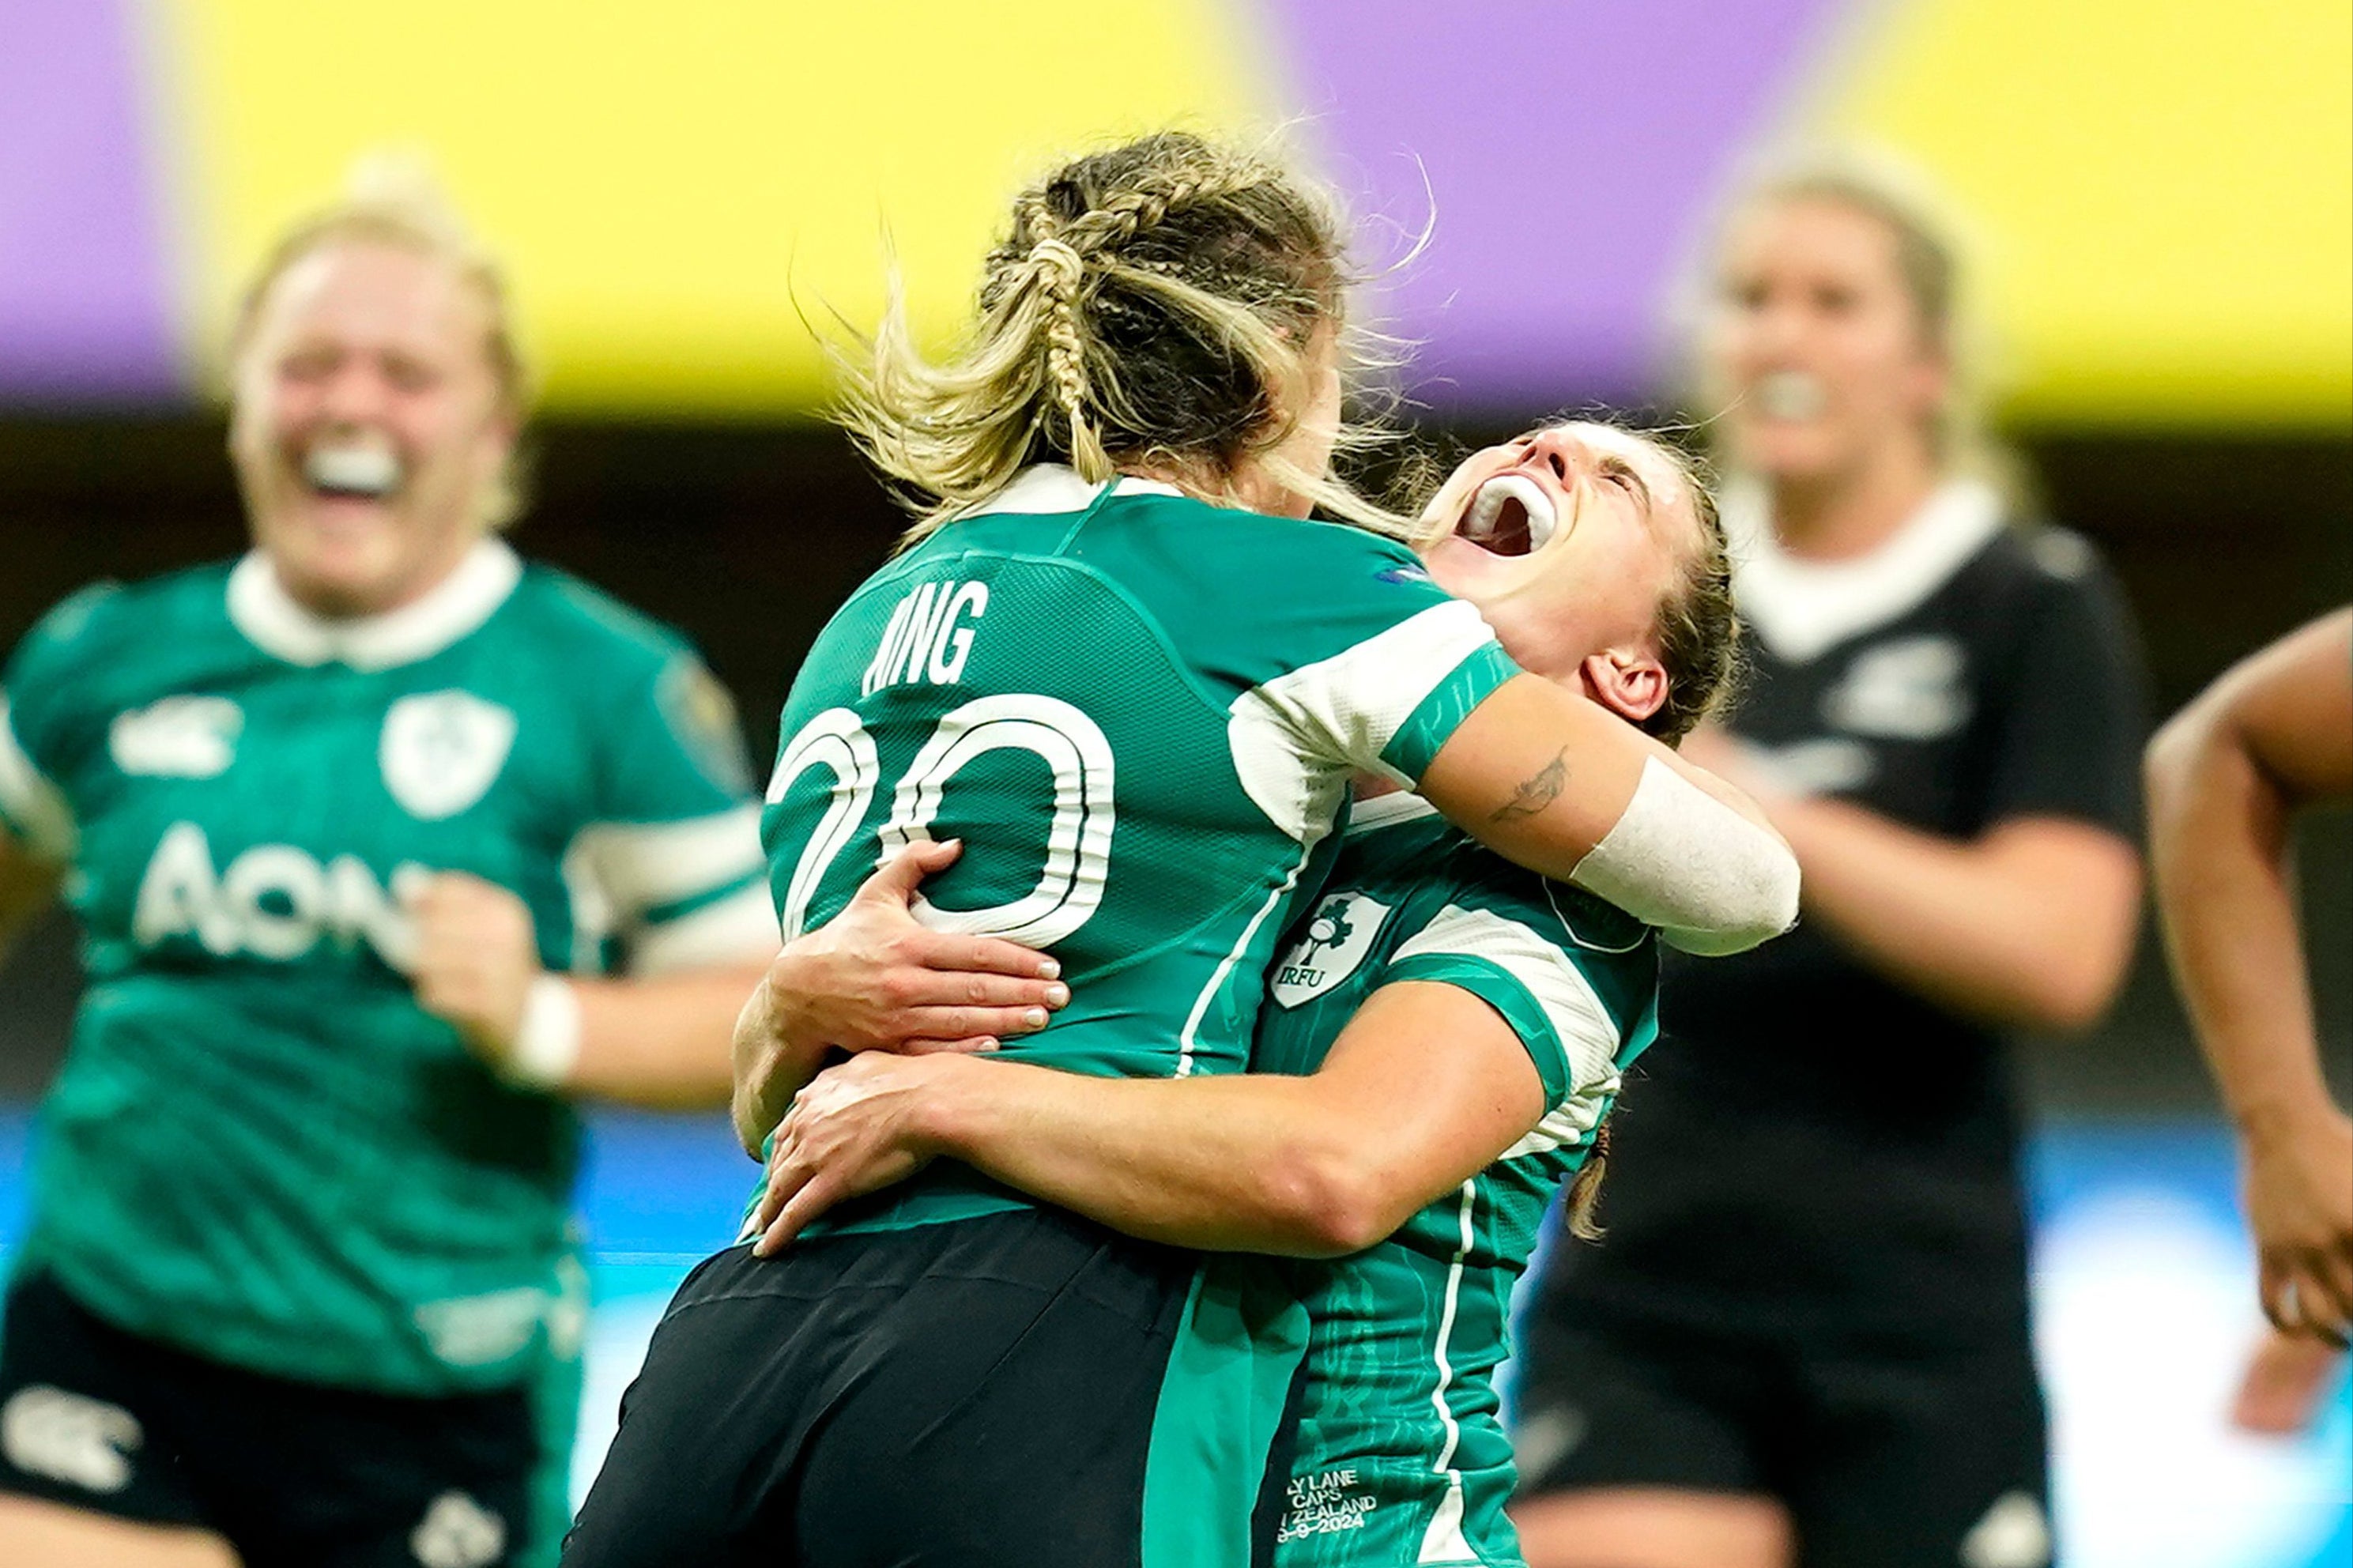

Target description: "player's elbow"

left=1259, top=1144, right=1399, bottom=1257
left=2018, top=956, right=2127, bottom=1036
left=1976, top=920, right=2132, bottom=1035
left=2144, top=693, right=2263, bottom=831
left=1569, top=759, right=1801, bottom=953
left=2142, top=707, right=2207, bottom=819
left=1660, top=847, right=1801, bottom=957
left=1732, top=840, right=1804, bottom=951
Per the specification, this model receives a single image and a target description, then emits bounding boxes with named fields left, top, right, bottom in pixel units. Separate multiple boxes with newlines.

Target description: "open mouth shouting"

left=1454, top=473, right=1561, bottom=559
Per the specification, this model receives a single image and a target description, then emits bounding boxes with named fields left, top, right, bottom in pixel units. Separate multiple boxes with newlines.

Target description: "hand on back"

left=730, top=840, right=1069, bottom=1152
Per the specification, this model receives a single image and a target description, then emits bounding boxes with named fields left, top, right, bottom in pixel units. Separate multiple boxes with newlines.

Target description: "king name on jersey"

left=862, top=579, right=990, bottom=697
left=130, top=821, right=427, bottom=970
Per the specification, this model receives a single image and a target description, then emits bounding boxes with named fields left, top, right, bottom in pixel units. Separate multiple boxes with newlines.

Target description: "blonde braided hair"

left=839, top=130, right=1410, bottom=541
left=1026, top=237, right=1099, bottom=475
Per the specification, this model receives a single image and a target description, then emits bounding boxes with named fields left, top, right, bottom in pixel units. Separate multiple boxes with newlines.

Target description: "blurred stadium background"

left=1, top=1, right=2346, bottom=1561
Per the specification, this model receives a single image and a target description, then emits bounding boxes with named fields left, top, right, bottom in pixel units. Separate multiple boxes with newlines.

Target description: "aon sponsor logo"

left=131, top=821, right=428, bottom=968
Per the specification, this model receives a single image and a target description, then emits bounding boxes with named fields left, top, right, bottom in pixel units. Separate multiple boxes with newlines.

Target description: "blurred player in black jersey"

left=1510, top=153, right=2147, bottom=1568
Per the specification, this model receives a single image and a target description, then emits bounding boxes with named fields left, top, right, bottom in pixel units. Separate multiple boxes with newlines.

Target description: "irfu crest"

left=1271, top=892, right=1391, bottom=1008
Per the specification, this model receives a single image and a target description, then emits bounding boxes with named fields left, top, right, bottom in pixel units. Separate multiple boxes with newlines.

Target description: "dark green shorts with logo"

left=0, top=1268, right=566, bottom=1567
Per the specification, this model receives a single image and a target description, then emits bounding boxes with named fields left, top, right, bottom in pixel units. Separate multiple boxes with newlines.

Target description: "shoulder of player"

left=1085, top=491, right=1424, bottom=579
left=896, top=491, right=1427, bottom=614
left=1948, top=520, right=2118, bottom=610
left=7, top=564, right=234, bottom=680
left=1924, top=522, right=2133, bottom=677
left=1366, top=833, right=1654, bottom=1084
left=503, top=562, right=704, bottom=680
left=1084, top=499, right=1454, bottom=680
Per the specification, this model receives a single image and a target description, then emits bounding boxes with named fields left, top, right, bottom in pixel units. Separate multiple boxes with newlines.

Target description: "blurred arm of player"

left=406, top=873, right=774, bottom=1111
left=728, top=839, right=1069, bottom=1157
left=2146, top=606, right=2353, bottom=1346
left=1417, top=677, right=1799, bottom=956
left=1680, top=724, right=2143, bottom=1033
left=750, top=980, right=1545, bottom=1259
left=0, top=829, right=62, bottom=972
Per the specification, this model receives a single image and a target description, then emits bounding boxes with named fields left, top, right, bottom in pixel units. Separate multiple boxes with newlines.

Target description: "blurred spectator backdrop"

left=1, top=2, right=2347, bottom=1562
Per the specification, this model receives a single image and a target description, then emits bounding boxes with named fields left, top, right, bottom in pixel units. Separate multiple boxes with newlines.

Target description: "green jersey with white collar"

left=1259, top=792, right=1659, bottom=1568
left=751, top=467, right=1523, bottom=1566
left=762, top=466, right=1522, bottom=1237
left=0, top=541, right=774, bottom=1397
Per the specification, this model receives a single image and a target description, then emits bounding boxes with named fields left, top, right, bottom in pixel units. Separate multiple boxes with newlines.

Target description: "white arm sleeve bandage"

left=1567, top=757, right=1800, bottom=956
left=502, top=975, right=584, bottom=1091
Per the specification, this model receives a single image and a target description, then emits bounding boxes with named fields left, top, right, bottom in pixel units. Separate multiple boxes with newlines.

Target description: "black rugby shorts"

left=1512, top=1297, right=2051, bottom=1568
left=0, top=1268, right=548, bottom=1567
left=563, top=1204, right=1303, bottom=1568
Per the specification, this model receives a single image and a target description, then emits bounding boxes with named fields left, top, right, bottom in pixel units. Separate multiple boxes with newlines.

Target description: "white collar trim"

left=1347, top=788, right=1441, bottom=836
left=228, top=539, right=522, bottom=669
left=1727, top=477, right=2004, bottom=665
left=961, top=464, right=1184, bottom=519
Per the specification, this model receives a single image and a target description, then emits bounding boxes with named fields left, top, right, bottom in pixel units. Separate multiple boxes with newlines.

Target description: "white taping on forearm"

left=1568, top=757, right=1801, bottom=956
left=507, top=975, right=584, bottom=1089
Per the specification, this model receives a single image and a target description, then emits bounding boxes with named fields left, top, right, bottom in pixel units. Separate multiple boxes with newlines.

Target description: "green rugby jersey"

left=764, top=467, right=1520, bottom=1237
left=1259, top=792, right=1658, bottom=1568
left=0, top=541, right=773, bottom=1397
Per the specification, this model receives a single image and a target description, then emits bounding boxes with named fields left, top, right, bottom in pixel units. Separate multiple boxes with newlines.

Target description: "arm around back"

left=1415, top=675, right=1798, bottom=953
left=752, top=979, right=1550, bottom=1257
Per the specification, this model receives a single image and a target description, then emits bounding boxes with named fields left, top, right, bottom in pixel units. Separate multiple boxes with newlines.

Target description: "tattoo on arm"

left=1488, top=748, right=1568, bottom=824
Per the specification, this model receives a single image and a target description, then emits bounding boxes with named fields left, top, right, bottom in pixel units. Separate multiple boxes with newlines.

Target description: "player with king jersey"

left=0, top=175, right=799, bottom=1568
left=566, top=134, right=1792, bottom=1568
left=738, top=418, right=1737, bottom=1568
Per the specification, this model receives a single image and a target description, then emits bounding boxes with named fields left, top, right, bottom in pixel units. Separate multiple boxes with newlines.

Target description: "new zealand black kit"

left=1514, top=480, right=2145, bottom=1568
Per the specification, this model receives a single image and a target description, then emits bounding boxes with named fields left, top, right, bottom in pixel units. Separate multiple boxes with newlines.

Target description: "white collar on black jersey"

left=227, top=539, right=523, bottom=670
left=959, top=464, right=1186, bottom=519
left=1725, top=477, right=2005, bottom=665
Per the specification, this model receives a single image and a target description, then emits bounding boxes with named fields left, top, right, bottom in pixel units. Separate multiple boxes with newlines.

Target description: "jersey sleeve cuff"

left=630, top=880, right=779, bottom=974
left=1378, top=952, right=1574, bottom=1106
left=1376, top=642, right=1521, bottom=785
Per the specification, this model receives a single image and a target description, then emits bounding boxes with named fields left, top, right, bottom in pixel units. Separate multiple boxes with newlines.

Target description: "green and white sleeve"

left=571, top=653, right=775, bottom=974
left=1228, top=600, right=1518, bottom=840
left=1377, top=901, right=1626, bottom=1147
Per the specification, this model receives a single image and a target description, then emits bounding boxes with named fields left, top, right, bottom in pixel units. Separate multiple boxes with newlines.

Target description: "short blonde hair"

left=838, top=130, right=1409, bottom=541
left=230, top=156, right=533, bottom=526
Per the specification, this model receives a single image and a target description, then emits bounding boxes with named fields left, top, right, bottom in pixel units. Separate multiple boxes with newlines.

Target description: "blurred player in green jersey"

left=564, top=132, right=1793, bottom=1568
left=0, top=169, right=845, bottom=1568
left=740, top=417, right=1738, bottom=1568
